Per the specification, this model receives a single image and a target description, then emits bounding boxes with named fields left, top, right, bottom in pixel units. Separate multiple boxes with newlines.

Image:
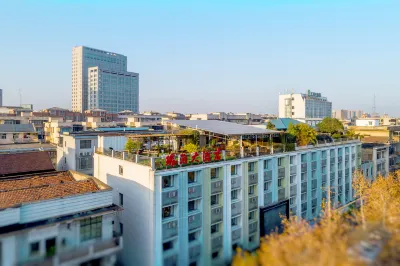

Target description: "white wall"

left=98, top=135, right=127, bottom=151
left=355, top=119, right=380, bottom=127
left=94, top=154, right=155, bottom=266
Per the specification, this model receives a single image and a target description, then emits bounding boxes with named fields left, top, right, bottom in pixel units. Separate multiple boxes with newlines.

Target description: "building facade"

left=94, top=139, right=361, bottom=266
left=0, top=170, right=122, bottom=266
left=88, top=67, right=139, bottom=113
left=279, top=90, right=332, bottom=126
left=72, top=46, right=138, bottom=112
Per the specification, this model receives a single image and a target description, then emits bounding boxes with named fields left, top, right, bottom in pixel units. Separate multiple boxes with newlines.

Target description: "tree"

left=183, top=143, right=198, bottom=153
left=125, top=138, right=142, bottom=153
left=317, top=117, right=344, bottom=135
left=287, top=123, right=317, bottom=147
left=266, top=121, right=276, bottom=130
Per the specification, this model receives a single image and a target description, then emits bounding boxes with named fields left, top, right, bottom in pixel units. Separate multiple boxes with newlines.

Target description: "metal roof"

left=167, top=120, right=279, bottom=136
left=0, top=124, right=35, bottom=133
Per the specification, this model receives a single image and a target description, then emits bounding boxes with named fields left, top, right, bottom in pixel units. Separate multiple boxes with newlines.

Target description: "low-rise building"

left=361, top=143, right=389, bottom=178
left=0, top=124, right=38, bottom=145
left=355, top=118, right=380, bottom=127
left=0, top=170, right=122, bottom=266
left=92, top=120, right=361, bottom=266
left=44, top=118, right=86, bottom=145
left=189, top=112, right=264, bottom=125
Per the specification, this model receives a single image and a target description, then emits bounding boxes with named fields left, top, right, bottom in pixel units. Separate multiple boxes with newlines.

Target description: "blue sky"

left=1, top=0, right=399, bottom=115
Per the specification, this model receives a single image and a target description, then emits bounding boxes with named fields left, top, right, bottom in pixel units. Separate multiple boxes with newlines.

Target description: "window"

left=188, top=171, right=196, bottom=183
left=211, top=168, right=219, bottom=179
left=301, top=193, right=307, bottom=202
left=30, top=242, right=40, bottom=256
left=290, top=197, right=295, bottom=206
left=249, top=235, right=255, bottom=243
left=211, top=223, right=221, bottom=234
left=162, top=175, right=174, bottom=188
left=0, top=134, right=6, bottom=139
left=211, top=194, right=219, bottom=206
left=249, top=210, right=257, bottom=220
left=189, top=230, right=200, bottom=242
left=212, top=251, right=219, bottom=259
left=312, top=152, right=316, bottom=161
left=290, top=156, right=295, bottom=165
left=45, top=238, right=56, bottom=257
left=120, top=222, right=124, bottom=234
left=231, top=165, right=239, bottom=176
left=301, top=172, right=307, bottom=182
left=79, top=157, right=93, bottom=170
left=278, top=178, right=283, bottom=188
left=80, top=216, right=102, bottom=241
left=264, top=181, right=272, bottom=191
left=322, top=151, right=327, bottom=158
left=264, top=160, right=272, bottom=170
left=162, top=206, right=174, bottom=218
left=80, top=140, right=92, bottom=149
left=278, top=157, right=284, bottom=167
left=301, top=154, right=307, bottom=163
left=290, top=175, right=296, bottom=184
left=231, top=189, right=239, bottom=200
left=311, top=170, right=316, bottom=179
left=118, top=165, right=123, bottom=175
left=163, top=240, right=174, bottom=251
left=119, top=193, right=123, bottom=206
left=248, top=185, right=256, bottom=195
left=188, top=200, right=200, bottom=212
left=231, top=216, right=240, bottom=227
left=248, top=162, right=256, bottom=172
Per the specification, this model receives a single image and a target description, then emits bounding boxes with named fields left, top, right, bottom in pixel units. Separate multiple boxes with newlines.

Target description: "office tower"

left=279, top=90, right=332, bottom=126
left=72, top=46, right=139, bottom=113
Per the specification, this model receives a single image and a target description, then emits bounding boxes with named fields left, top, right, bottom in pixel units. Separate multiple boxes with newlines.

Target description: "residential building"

left=88, top=67, right=139, bottom=113
left=355, top=118, right=380, bottom=127
left=120, top=113, right=164, bottom=129
left=0, top=143, right=57, bottom=165
left=332, top=110, right=363, bottom=120
left=0, top=170, right=122, bottom=266
left=93, top=120, right=361, bottom=266
left=380, top=114, right=397, bottom=126
left=189, top=112, right=264, bottom=125
left=278, top=90, right=332, bottom=126
left=361, top=143, right=389, bottom=177
left=72, top=46, right=139, bottom=113
left=0, top=124, right=38, bottom=145
left=44, top=118, right=86, bottom=145
left=0, top=151, right=54, bottom=177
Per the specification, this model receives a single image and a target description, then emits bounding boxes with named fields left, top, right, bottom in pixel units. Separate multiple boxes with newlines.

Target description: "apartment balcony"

left=338, top=157, right=343, bottom=163
left=248, top=173, right=258, bottom=185
left=189, top=244, right=201, bottom=263
left=163, top=220, right=178, bottom=240
left=352, top=154, right=356, bottom=160
left=188, top=213, right=202, bottom=231
left=188, top=185, right=202, bottom=200
left=211, top=206, right=223, bottom=224
left=278, top=188, right=286, bottom=201
left=290, top=165, right=297, bottom=175
left=164, top=254, right=178, bottom=266
left=231, top=176, right=242, bottom=189
left=312, top=179, right=317, bottom=190
left=321, top=159, right=327, bottom=167
left=20, top=236, right=122, bottom=266
left=301, top=163, right=307, bottom=173
left=249, top=221, right=258, bottom=234
left=278, top=167, right=286, bottom=178
left=290, top=184, right=297, bottom=196
left=211, top=180, right=223, bottom=194
left=211, top=235, right=223, bottom=251
left=162, top=190, right=178, bottom=206
left=330, top=157, right=335, bottom=164
left=301, top=182, right=307, bottom=193
left=264, top=192, right=272, bottom=206
left=311, top=161, right=317, bottom=170
left=322, top=174, right=327, bottom=183
left=232, top=228, right=242, bottom=242
left=231, top=201, right=242, bottom=217
left=248, top=196, right=258, bottom=211
left=264, top=170, right=273, bottom=181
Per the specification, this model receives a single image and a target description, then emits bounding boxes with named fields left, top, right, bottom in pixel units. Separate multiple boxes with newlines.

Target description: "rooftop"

left=166, top=120, right=279, bottom=136
left=270, top=118, right=302, bottom=130
left=0, top=152, right=54, bottom=176
left=0, top=143, right=56, bottom=151
left=0, top=171, right=106, bottom=209
left=0, top=124, right=35, bottom=133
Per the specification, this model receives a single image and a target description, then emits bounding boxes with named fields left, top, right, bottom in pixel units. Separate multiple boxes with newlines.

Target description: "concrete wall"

left=355, top=119, right=380, bottom=127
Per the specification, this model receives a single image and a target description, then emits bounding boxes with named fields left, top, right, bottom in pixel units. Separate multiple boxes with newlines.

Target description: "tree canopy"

left=317, top=117, right=344, bottom=134
left=287, top=123, right=317, bottom=147
left=266, top=121, right=276, bottom=130
left=125, top=138, right=142, bottom=152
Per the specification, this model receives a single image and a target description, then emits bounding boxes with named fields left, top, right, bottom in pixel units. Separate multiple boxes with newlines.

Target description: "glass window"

left=211, top=223, right=221, bottom=234
left=80, top=140, right=92, bottom=149
left=211, top=168, right=219, bottom=179
left=264, top=160, right=272, bottom=170
left=80, top=216, right=102, bottom=242
left=163, top=240, right=174, bottom=251
left=312, top=152, right=316, bottom=161
left=212, top=251, right=220, bottom=259
left=289, top=197, right=295, bottom=205
left=231, top=216, right=240, bottom=226
left=162, top=175, right=174, bottom=188
left=188, top=230, right=200, bottom=242
left=211, top=194, right=219, bottom=206
left=301, top=154, right=307, bottom=162
left=248, top=162, right=256, bottom=172
left=162, top=206, right=174, bottom=219
left=278, top=157, right=284, bottom=167
left=249, top=234, right=255, bottom=243
left=290, top=156, right=295, bottom=165
left=278, top=178, right=283, bottom=187
left=249, top=210, right=257, bottom=220
left=188, top=200, right=199, bottom=212
left=290, top=175, right=296, bottom=184
left=119, top=193, right=123, bottom=206
left=248, top=185, right=256, bottom=195
left=231, top=165, right=239, bottom=176
left=30, top=242, right=40, bottom=256
left=264, top=181, right=272, bottom=191
left=231, top=189, right=239, bottom=200
left=188, top=171, right=196, bottom=183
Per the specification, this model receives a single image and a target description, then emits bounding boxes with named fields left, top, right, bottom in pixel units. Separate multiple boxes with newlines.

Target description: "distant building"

left=361, top=143, right=389, bottom=178
left=0, top=124, right=38, bottom=145
left=72, top=46, right=139, bottom=113
left=189, top=112, right=264, bottom=125
left=355, top=118, right=380, bottom=127
left=0, top=170, right=122, bottom=266
left=279, top=90, right=332, bottom=126
left=332, top=109, right=363, bottom=120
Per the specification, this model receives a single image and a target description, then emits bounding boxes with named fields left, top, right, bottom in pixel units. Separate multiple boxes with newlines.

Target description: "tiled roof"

left=0, top=172, right=100, bottom=209
left=0, top=152, right=55, bottom=176
left=0, top=124, right=35, bottom=133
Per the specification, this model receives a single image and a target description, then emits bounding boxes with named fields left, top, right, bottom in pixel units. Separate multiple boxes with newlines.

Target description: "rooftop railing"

left=95, top=137, right=360, bottom=171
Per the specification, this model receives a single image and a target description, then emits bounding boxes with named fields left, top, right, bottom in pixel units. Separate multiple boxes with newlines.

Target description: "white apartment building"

left=279, top=90, right=332, bottom=126
left=93, top=121, right=361, bottom=266
left=72, top=46, right=138, bottom=113
left=0, top=170, right=122, bottom=266
left=88, top=67, right=139, bottom=113
left=355, top=118, right=380, bottom=127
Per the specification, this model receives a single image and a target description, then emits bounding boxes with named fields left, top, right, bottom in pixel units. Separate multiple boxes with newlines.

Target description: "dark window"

left=212, top=251, right=219, bottom=259
left=211, top=223, right=220, bottom=234
left=188, top=200, right=196, bottom=212
left=45, top=238, right=56, bottom=257
left=162, top=175, right=174, bottom=188
left=188, top=231, right=199, bottom=242
left=188, top=172, right=196, bottom=183
left=162, top=206, right=173, bottom=218
left=80, top=140, right=92, bottom=149
left=119, top=193, right=123, bottom=206
left=120, top=223, right=123, bottom=234
left=80, top=216, right=102, bottom=241
left=30, top=242, right=40, bottom=256
left=163, top=241, right=173, bottom=251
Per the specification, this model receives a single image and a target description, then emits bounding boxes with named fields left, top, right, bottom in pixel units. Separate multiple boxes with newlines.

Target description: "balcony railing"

left=95, top=138, right=360, bottom=171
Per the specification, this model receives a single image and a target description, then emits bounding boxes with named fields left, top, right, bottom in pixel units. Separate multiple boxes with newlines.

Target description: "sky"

left=0, top=0, right=400, bottom=115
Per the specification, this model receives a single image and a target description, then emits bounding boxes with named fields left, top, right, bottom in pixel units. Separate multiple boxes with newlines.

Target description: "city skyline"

left=1, top=0, right=400, bottom=115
